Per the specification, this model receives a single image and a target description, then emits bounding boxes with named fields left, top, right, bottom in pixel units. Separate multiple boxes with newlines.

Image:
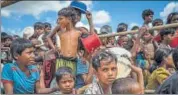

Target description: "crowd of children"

left=1, top=1, right=178, bottom=94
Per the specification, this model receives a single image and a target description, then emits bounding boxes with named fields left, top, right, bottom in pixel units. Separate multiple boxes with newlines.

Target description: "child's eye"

left=102, top=68, right=108, bottom=72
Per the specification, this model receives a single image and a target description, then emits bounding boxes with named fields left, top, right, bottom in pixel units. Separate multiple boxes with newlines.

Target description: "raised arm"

left=86, top=11, right=95, bottom=34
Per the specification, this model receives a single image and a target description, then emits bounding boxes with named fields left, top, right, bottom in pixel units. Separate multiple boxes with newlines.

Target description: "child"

left=142, top=9, right=154, bottom=28
left=1, top=38, right=57, bottom=94
left=167, top=12, right=178, bottom=48
left=159, top=28, right=174, bottom=49
left=84, top=49, right=118, bottom=94
left=47, top=7, right=94, bottom=74
left=156, top=47, right=178, bottom=94
left=153, top=18, right=164, bottom=43
left=146, top=48, right=174, bottom=90
left=54, top=67, right=76, bottom=94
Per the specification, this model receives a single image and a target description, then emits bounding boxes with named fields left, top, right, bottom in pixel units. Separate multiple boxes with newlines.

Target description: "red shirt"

left=170, top=30, right=178, bottom=48
left=154, top=34, right=161, bottom=43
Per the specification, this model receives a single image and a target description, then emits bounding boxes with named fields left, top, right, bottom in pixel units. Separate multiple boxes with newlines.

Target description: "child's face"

left=164, top=34, right=174, bottom=43
left=108, top=37, right=115, bottom=45
left=96, top=60, right=118, bottom=86
left=4, top=38, right=12, bottom=47
left=16, top=47, right=35, bottom=65
left=35, top=28, right=44, bottom=36
left=171, top=15, right=178, bottom=23
left=57, top=74, right=75, bottom=94
left=142, top=32, right=152, bottom=42
left=45, top=27, right=51, bottom=33
left=58, top=16, right=70, bottom=29
left=145, top=15, right=153, bottom=22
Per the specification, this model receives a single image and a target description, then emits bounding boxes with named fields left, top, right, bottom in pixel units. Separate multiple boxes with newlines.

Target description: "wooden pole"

left=1, top=0, right=22, bottom=8
left=99, top=23, right=178, bottom=38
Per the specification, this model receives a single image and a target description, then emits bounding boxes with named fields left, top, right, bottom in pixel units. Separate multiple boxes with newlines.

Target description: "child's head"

left=160, top=28, right=174, bottom=43
left=131, top=26, right=139, bottom=30
left=112, top=78, right=142, bottom=94
left=42, top=33, right=50, bottom=49
left=142, top=9, right=154, bottom=22
left=10, top=38, right=35, bottom=65
left=117, top=23, right=128, bottom=32
left=152, top=18, right=163, bottom=26
left=92, top=49, right=118, bottom=86
left=3, top=35, right=13, bottom=47
left=44, top=22, right=51, bottom=33
left=172, top=47, right=178, bottom=70
left=34, top=22, right=44, bottom=36
left=167, top=12, right=178, bottom=24
left=58, top=7, right=78, bottom=28
left=154, top=48, right=174, bottom=68
left=142, top=30, right=154, bottom=42
left=55, top=67, right=75, bottom=94
left=100, top=25, right=112, bottom=34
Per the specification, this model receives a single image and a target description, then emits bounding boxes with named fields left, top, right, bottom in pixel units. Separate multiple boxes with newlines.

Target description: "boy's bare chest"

left=59, top=32, right=80, bottom=40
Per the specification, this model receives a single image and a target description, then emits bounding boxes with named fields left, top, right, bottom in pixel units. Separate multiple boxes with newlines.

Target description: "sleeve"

left=156, top=71, right=170, bottom=84
left=1, top=64, right=13, bottom=83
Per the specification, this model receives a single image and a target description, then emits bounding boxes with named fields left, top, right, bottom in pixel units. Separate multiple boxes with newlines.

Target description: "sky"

left=1, top=1, right=178, bottom=37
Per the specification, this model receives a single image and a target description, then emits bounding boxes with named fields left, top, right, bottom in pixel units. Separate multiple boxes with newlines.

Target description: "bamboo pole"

left=1, top=0, right=22, bottom=8
left=99, top=23, right=178, bottom=38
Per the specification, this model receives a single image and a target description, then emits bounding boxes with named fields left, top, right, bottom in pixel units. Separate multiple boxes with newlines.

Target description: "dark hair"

left=3, top=35, right=13, bottom=40
left=34, top=22, right=44, bottom=29
left=152, top=18, right=163, bottom=26
left=10, top=38, right=33, bottom=60
left=58, top=7, right=78, bottom=25
left=167, top=12, right=178, bottom=24
left=92, top=49, right=117, bottom=71
left=160, top=28, right=175, bottom=40
left=142, top=9, right=154, bottom=20
left=112, top=78, right=139, bottom=94
left=100, top=25, right=112, bottom=33
left=117, top=23, right=128, bottom=32
left=172, top=47, right=178, bottom=70
left=131, top=26, right=139, bottom=30
left=154, top=48, right=172, bottom=66
left=55, top=67, right=75, bottom=82
left=44, top=22, right=51, bottom=28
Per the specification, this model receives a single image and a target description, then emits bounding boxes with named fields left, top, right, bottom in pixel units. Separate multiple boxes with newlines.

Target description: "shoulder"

left=84, top=83, right=99, bottom=94
left=155, top=67, right=170, bottom=76
left=3, top=63, right=16, bottom=71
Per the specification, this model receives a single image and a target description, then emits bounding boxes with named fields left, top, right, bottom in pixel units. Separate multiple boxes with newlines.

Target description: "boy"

left=54, top=67, right=76, bottom=94
left=84, top=49, right=118, bottom=94
left=47, top=7, right=94, bottom=74
left=142, top=9, right=154, bottom=28
left=159, top=28, right=174, bottom=49
left=1, top=38, right=57, bottom=94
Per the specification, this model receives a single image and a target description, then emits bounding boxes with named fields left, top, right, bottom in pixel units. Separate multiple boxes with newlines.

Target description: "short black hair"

left=166, top=12, right=178, bottom=24
left=55, top=67, right=75, bottom=82
left=58, top=7, right=78, bottom=25
left=152, top=18, right=163, bottom=26
left=142, top=9, right=154, bottom=20
left=100, top=25, right=112, bottom=33
left=117, top=23, right=128, bottom=32
left=172, top=47, right=178, bottom=70
left=154, top=48, right=172, bottom=66
left=91, top=49, right=117, bottom=71
left=34, top=22, right=44, bottom=29
left=112, top=78, right=140, bottom=94
left=4, top=35, right=13, bottom=41
left=131, top=26, right=139, bottom=30
left=160, top=28, right=175, bottom=40
left=44, top=22, right=51, bottom=28
left=10, top=38, right=33, bottom=60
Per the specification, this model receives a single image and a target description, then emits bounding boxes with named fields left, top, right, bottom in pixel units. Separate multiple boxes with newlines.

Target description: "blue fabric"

left=1, top=62, right=40, bottom=94
left=136, top=52, right=146, bottom=69
left=75, top=58, right=89, bottom=89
